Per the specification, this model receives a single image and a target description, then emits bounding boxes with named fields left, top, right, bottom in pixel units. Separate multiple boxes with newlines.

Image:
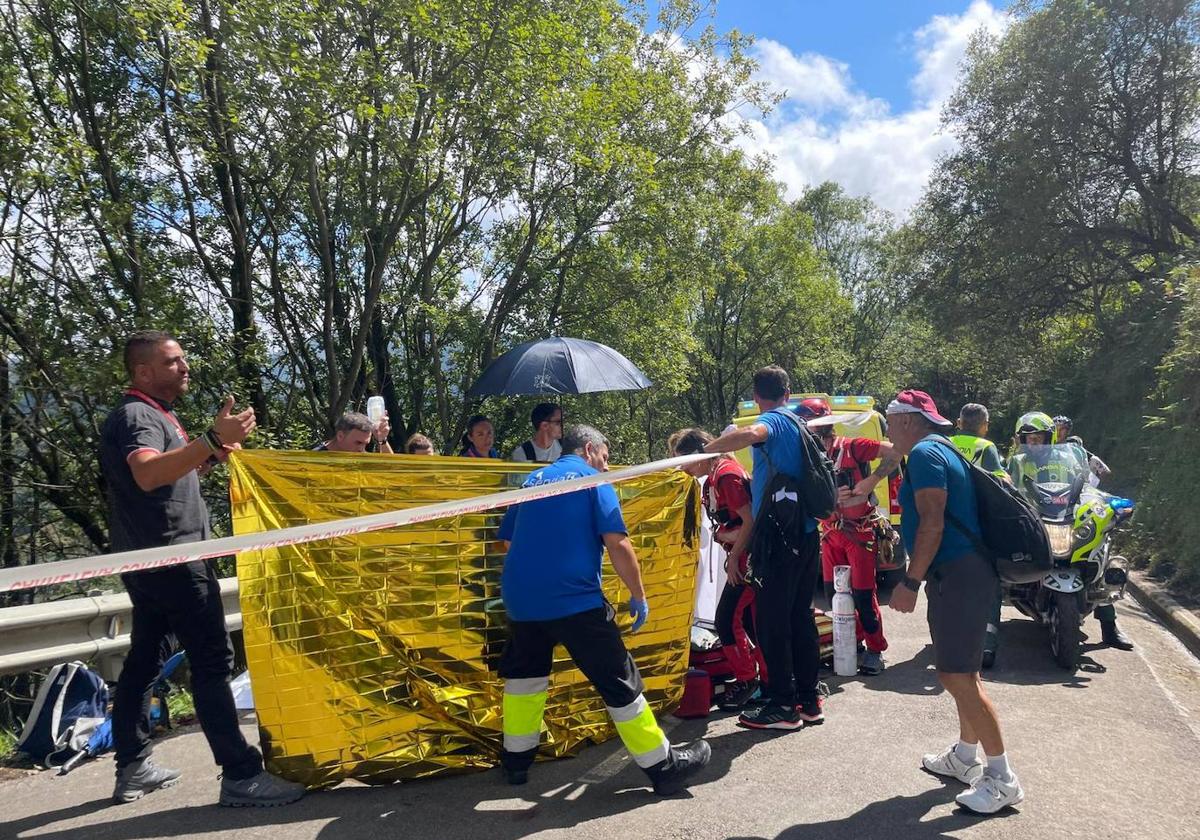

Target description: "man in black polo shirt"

left=100, top=330, right=305, bottom=807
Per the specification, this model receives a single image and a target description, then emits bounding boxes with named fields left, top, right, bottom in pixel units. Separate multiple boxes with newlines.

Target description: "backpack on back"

left=748, top=410, right=837, bottom=585
left=928, top=438, right=1052, bottom=583
left=16, top=661, right=109, bottom=766
left=760, top=410, right=837, bottom=520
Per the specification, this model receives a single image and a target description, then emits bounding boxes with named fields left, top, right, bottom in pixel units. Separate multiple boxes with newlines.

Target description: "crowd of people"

left=100, top=329, right=1127, bottom=816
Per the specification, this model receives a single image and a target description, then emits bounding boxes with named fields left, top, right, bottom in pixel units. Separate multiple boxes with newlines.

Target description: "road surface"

left=4, top=595, right=1199, bottom=840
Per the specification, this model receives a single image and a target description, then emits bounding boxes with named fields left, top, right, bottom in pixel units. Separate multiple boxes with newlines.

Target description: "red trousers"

left=821, top=525, right=888, bottom=653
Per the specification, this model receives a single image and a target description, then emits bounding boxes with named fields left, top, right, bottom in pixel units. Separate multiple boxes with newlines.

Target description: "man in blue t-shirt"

left=886, top=389, right=1024, bottom=815
left=702, top=365, right=823, bottom=732
left=495, top=424, right=710, bottom=796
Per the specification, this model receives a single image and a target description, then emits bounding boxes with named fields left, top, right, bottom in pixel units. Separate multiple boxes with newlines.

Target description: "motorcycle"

left=1003, top=444, right=1135, bottom=670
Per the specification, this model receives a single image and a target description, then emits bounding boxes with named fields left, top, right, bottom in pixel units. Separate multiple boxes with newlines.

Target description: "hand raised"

left=213, top=396, right=256, bottom=445
left=374, top=413, right=391, bottom=442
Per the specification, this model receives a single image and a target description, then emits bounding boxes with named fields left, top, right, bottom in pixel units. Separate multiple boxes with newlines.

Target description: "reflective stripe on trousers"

left=502, top=677, right=549, bottom=753
left=608, top=694, right=670, bottom=769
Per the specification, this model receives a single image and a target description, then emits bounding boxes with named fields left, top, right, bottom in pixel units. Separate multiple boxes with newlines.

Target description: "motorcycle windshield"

left=1008, top=443, right=1091, bottom=518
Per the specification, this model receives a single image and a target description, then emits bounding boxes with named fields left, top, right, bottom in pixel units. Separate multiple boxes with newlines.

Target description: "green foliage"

left=2, top=0, right=1199, bottom=604
left=1136, top=270, right=1200, bottom=595
left=906, top=0, right=1200, bottom=590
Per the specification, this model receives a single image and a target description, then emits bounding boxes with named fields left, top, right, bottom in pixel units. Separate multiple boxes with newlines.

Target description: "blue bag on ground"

left=15, top=661, right=109, bottom=765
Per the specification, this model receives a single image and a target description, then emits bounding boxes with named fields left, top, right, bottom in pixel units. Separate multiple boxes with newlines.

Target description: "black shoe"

left=717, top=678, right=760, bottom=711
left=499, top=747, right=537, bottom=786
left=645, top=741, right=711, bottom=795
left=739, top=703, right=802, bottom=731
left=1101, top=621, right=1134, bottom=651
left=796, top=697, right=824, bottom=726
left=981, top=649, right=996, bottom=670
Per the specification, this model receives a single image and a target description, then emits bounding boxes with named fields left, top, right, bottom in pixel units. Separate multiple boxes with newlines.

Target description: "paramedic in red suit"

left=795, top=398, right=902, bottom=676
left=671, top=429, right=762, bottom=710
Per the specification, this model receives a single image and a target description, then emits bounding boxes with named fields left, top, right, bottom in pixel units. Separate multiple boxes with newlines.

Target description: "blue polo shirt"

left=751, top=408, right=818, bottom=532
left=899, top=434, right=981, bottom=568
left=498, top=455, right=627, bottom=621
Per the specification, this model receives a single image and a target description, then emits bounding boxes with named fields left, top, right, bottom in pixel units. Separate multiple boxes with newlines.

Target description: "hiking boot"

left=1101, top=621, right=1134, bottom=651
left=955, top=771, right=1025, bottom=814
left=796, top=697, right=824, bottom=726
left=859, top=651, right=885, bottom=676
left=113, top=758, right=182, bottom=804
left=718, top=678, right=760, bottom=711
left=219, top=770, right=306, bottom=807
left=739, top=703, right=801, bottom=731
left=645, top=740, right=711, bottom=795
left=922, top=744, right=983, bottom=784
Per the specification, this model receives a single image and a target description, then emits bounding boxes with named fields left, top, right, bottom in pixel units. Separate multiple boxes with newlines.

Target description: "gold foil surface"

left=228, top=450, right=701, bottom=788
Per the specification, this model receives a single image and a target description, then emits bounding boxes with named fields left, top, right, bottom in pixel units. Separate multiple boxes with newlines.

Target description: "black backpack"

left=926, top=437, right=1052, bottom=584
left=756, top=409, right=838, bottom=521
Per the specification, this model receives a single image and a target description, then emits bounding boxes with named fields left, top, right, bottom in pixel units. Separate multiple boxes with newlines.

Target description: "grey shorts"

left=926, top=553, right=999, bottom=674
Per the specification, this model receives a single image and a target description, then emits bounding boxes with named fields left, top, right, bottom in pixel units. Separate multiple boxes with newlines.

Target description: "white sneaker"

left=921, top=744, right=983, bottom=784
left=956, top=772, right=1025, bottom=814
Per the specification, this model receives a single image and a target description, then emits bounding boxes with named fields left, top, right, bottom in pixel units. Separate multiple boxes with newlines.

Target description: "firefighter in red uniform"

left=671, top=428, right=762, bottom=709
left=795, top=399, right=902, bottom=676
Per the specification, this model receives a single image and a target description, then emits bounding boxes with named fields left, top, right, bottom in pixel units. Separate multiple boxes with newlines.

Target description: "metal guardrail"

left=0, top=577, right=240, bottom=680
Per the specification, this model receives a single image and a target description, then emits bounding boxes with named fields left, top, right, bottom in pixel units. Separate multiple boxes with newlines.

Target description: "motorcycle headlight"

left=1072, top=520, right=1096, bottom=546
left=1045, top=523, right=1073, bottom=557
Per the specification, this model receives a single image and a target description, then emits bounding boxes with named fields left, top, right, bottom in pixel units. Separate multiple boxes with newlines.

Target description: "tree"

left=919, top=0, right=1200, bottom=328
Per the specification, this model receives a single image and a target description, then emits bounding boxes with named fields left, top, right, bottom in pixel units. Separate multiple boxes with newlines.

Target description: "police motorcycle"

left=1004, top=443, right=1135, bottom=669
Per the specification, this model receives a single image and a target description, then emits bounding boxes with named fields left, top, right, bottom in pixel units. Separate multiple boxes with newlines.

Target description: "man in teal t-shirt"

left=886, top=389, right=1025, bottom=815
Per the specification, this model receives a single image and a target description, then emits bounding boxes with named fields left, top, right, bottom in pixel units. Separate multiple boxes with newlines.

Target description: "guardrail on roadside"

left=0, top=577, right=240, bottom=680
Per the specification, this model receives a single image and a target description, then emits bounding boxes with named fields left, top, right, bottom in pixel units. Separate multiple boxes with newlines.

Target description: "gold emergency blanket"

left=228, top=450, right=700, bottom=787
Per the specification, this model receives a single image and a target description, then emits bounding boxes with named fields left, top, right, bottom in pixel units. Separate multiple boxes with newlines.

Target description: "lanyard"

left=124, top=389, right=189, bottom=442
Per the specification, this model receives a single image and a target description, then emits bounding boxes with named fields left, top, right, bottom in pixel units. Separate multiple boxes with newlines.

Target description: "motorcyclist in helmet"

left=1053, top=415, right=1111, bottom=484
left=797, top=397, right=902, bottom=676
left=1009, top=412, right=1133, bottom=651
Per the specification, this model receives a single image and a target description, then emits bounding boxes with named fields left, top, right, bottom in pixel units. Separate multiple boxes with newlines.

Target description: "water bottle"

left=832, top=564, right=857, bottom=677
left=366, top=396, right=386, bottom=425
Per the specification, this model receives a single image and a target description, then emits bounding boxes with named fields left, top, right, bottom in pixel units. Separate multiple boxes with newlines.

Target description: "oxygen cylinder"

left=832, top=564, right=857, bottom=677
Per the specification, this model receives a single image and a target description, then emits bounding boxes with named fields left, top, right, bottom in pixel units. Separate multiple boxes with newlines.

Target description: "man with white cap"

left=885, top=389, right=1024, bottom=815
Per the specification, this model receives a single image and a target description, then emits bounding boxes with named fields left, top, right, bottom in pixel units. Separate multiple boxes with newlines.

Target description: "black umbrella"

left=466, top=337, right=652, bottom=397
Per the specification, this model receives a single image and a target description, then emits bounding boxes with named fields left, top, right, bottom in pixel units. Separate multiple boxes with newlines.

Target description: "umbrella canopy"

left=467, top=337, right=652, bottom=398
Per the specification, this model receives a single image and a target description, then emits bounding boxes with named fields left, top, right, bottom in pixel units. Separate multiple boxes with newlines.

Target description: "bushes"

left=1135, top=272, right=1200, bottom=597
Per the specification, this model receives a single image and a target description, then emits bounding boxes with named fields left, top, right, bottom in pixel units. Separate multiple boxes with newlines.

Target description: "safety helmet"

left=1052, top=415, right=1072, bottom=429
left=1015, top=411, right=1055, bottom=440
left=793, top=397, right=831, bottom=421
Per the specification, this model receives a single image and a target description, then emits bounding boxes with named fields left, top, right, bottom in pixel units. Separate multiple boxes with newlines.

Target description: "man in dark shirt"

left=100, top=330, right=304, bottom=807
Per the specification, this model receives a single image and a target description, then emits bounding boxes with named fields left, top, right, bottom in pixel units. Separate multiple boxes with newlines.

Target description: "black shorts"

left=498, top=605, right=644, bottom=709
left=926, top=553, right=999, bottom=674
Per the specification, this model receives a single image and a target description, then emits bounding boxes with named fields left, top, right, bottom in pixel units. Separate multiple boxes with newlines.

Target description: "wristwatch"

left=902, top=575, right=923, bottom=592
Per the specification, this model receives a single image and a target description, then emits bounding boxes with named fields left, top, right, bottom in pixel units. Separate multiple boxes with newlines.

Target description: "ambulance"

left=729, top=394, right=908, bottom=595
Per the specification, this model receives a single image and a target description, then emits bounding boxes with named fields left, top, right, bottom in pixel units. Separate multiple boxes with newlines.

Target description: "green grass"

left=0, top=730, right=15, bottom=762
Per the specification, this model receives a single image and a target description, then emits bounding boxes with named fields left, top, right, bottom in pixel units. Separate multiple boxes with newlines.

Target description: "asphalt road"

left=5, top=594, right=1199, bottom=840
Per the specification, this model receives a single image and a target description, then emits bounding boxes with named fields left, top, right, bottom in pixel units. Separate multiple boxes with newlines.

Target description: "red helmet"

left=793, top=397, right=831, bottom=420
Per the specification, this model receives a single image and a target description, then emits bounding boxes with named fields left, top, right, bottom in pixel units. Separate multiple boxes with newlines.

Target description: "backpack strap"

left=909, top=437, right=992, bottom=560
left=521, top=441, right=537, bottom=462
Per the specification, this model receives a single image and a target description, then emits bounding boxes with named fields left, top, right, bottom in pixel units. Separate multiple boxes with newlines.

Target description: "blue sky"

left=650, top=1, right=1011, bottom=215
left=702, top=1, right=1004, bottom=113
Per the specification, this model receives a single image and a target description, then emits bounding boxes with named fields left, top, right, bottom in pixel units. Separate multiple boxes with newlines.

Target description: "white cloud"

left=734, top=0, right=1009, bottom=216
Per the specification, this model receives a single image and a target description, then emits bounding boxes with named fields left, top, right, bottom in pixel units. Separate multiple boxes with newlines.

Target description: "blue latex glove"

left=628, top=597, right=649, bottom=632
